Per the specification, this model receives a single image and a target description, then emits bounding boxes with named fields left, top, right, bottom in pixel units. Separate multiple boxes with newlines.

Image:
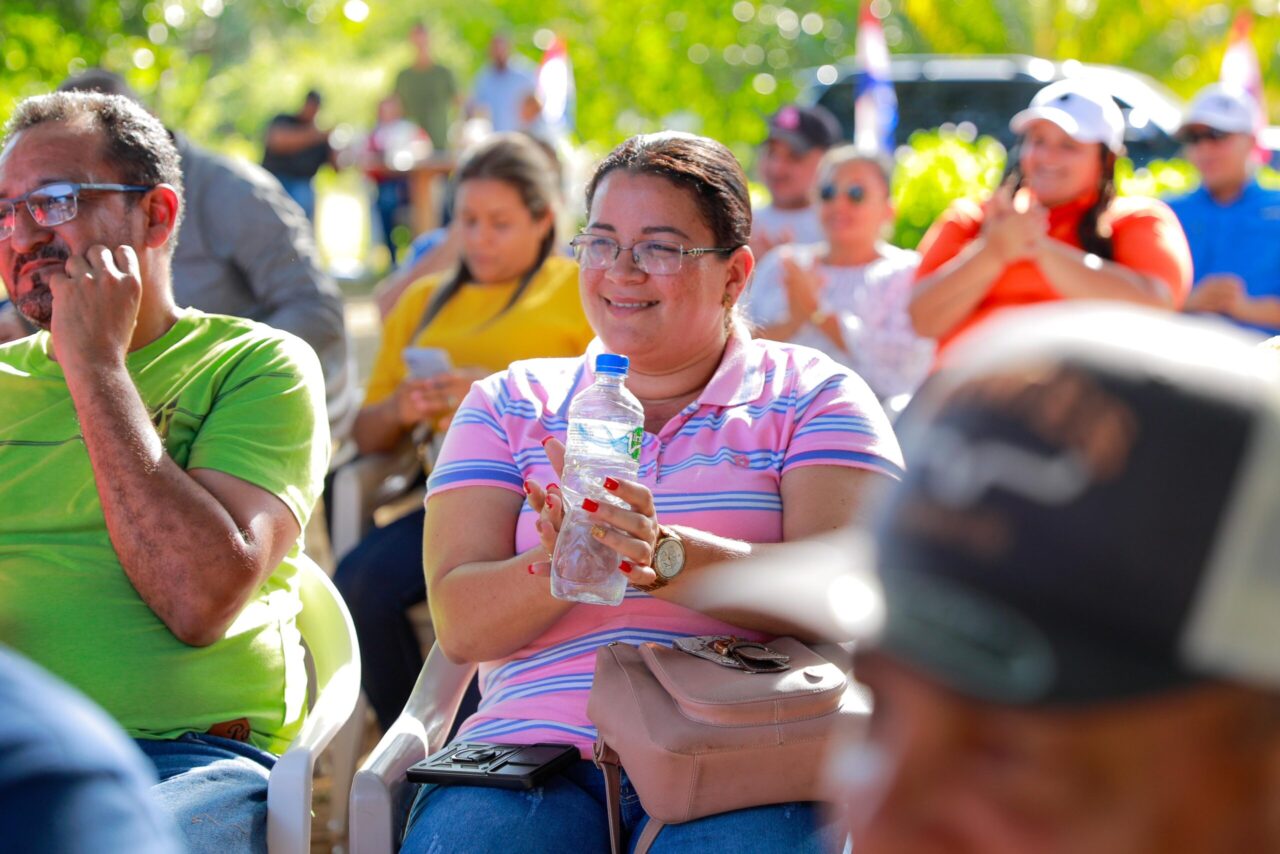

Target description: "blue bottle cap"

left=594, top=353, right=630, bottom=376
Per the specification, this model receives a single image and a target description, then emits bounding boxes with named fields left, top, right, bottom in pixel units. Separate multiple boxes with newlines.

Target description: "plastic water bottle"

left=551, top=354, right=645, bottom=606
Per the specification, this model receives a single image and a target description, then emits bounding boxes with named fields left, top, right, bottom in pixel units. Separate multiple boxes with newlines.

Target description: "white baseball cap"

left=1009, top=80, right=1126, bottom=153
left=1181, top=83, right=1258, bottom=135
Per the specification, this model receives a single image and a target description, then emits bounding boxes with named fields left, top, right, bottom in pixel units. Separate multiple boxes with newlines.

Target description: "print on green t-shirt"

left=0, top=310, right=328, bottom=754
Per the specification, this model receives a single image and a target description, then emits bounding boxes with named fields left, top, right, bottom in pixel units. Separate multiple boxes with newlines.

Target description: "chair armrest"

left=293, top=659, right=363, bottom=755
left=268, top=561, right=362, bottom=854
left=349, top=644, right=478, bottom=854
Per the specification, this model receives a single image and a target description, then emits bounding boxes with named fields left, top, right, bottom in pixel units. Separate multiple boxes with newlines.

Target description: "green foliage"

left=891, top=128, right=1005, bottom=249
left=4, top=1, right=1280, bottom=179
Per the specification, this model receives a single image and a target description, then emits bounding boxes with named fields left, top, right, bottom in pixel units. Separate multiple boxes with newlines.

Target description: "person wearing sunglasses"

left=0, top=92, right=329, bottom=853
left=1167, top=84, right=1280, bottom=336
left=909, top=80, right=1192, bottom=357
left=745, top=146, right=933, bottom=408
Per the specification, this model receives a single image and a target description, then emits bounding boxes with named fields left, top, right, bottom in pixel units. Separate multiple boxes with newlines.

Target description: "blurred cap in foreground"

left=873, top=303, right=1280, bottom=706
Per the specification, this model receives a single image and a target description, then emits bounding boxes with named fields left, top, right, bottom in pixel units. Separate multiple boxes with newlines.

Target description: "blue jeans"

left=401, top=758, right=836, bottom=854
left=276, top=175, right=317, bottom=222
left=1, top=646, right=181, bottom=854
left=374, top=179, right=410, bottom=255
left=134, top=732, right=276, bottom=854
left=333, top=507, right=428, bottom=730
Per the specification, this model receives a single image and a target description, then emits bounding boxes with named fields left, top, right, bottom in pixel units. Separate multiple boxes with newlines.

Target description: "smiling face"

left=847, top=654, right=1280, bottom=854
left=579, top=170, right=752, bottom=373
left=818, top=159, right=895, bottom=252
left=454, top=177, right=551, bottom=285
left=1018, top=120, right=1104, bottom=208
left=0, top=122, right=145, bottom=329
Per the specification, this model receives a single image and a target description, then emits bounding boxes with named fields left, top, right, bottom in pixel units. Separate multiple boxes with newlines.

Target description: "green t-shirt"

left=0, top=310, right=329, bottom=754
left=394, top=63, right=457, bottom=150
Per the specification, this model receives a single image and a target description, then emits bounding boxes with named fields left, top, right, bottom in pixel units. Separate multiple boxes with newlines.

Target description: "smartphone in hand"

left=403, top=346, right=452, bottom=379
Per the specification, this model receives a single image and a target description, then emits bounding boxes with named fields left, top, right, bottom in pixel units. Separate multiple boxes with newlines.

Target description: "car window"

left=814, top=70, right=1179, bottom=166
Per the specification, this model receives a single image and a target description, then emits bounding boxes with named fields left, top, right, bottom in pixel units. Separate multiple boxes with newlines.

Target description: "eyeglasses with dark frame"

left=570, top=234, right=737, bottom=276
left=0, top=182, right=155, bottom=241
left=1178, top=127, right=1232, bottom=146
left=818, top=182, right=867, bottom=204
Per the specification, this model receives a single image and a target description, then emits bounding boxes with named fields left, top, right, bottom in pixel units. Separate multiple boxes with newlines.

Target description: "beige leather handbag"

left=587, top=636, right=864, bottom=854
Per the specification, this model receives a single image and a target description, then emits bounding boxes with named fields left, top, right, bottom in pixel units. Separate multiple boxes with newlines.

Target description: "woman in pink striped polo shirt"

left=402, top=132, right=905, bottom=854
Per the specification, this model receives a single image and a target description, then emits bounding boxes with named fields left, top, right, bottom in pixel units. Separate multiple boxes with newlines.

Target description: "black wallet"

left=406, top=741, right=578, bottom=790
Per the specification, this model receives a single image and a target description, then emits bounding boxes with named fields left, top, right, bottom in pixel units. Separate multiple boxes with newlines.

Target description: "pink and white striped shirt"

left=427, top=333, right=904, bottom=756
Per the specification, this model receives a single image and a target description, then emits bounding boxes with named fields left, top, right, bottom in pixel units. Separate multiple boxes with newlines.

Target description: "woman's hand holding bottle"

left=524, top=437, right=663, bottom=591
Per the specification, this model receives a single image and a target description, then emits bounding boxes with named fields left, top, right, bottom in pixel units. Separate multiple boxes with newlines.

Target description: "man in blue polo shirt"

left=1167, top=84, right=1280, bottom=336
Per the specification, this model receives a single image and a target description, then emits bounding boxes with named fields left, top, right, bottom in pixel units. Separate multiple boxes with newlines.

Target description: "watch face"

left=654, top=538, right=684, bottom=579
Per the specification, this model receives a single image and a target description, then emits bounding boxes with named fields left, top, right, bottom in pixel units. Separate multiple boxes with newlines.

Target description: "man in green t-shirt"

left=394, top=21, right=459, bottom=151
left=0, top=92, right=328, bottom=853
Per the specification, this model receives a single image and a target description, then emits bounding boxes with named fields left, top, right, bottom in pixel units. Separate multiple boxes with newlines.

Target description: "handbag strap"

left=595, top=739, right=625, bottom=854
left=594, top=739, right=666, bottom=854
left=633, top=818, right=665, bottom=854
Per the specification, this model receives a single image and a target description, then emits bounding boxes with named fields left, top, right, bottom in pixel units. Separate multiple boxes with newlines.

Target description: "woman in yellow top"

left=335, top=133, right=593, bottom=730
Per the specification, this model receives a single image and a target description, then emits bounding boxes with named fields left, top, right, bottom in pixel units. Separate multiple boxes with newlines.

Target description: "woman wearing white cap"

left=908, top=79, right=1192, bottom=356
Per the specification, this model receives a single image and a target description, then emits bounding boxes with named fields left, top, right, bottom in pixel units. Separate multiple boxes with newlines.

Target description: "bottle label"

left=567, top=419, right=644, bottom=462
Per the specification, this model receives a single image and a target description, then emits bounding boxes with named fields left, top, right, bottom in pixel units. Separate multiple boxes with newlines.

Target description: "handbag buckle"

left=677, top=635, right=791, bottom=673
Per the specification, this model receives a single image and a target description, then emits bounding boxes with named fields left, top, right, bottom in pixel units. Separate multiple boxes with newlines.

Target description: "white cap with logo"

left=1009, top=79, right=1126, bottom=153
left=1181, top=83, right=1259, bottom=135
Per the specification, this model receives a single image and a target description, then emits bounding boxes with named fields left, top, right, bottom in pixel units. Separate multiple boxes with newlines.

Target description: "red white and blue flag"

left=1220, top=10, right=1265, bottom=130
left=853, top=0, right=897, bottom=154
left=537, top=36, right=576, bottom=135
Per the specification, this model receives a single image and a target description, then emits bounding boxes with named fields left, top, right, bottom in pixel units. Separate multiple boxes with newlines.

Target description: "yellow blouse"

left=363, top=255, right=592, bottom=406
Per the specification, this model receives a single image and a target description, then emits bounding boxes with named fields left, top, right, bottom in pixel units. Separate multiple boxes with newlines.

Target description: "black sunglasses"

left=818, top=182, right=867, bottom=203
left=1179, top=127, right=1232, bottom=146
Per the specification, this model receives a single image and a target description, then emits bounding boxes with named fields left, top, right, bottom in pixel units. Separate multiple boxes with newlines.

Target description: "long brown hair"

left=1076, top=146, right=1117, bottom=260
left=414, top=132, right=559, bottom=335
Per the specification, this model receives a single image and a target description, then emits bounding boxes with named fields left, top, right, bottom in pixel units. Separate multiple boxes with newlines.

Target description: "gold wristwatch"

left=636, top=526, right=686, bottom=591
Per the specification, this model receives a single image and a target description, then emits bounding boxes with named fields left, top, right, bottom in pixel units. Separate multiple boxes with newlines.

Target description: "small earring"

left=722, top=293, right=734, bottom=308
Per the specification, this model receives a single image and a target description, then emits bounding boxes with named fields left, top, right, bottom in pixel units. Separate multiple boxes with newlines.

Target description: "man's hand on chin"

left=48, top=244, right=142, bottom=368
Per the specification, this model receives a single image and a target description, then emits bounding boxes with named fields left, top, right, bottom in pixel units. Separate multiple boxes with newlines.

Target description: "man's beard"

left=10, top=244, right=70, bottom=331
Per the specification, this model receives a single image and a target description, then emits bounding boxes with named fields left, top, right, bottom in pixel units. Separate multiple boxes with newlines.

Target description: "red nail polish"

left=541, top=436, right=554, bottom=447
left=582, top=498, right=599, bottom=513
left=603, top=477, right=619, bottom=491
left=523, top=480, right=533, bottom=495
left=619, top=561, right=632, bottom=574
left=547, top=483, right=559, bottom=492
left=527, top=564, right=536, bottom=574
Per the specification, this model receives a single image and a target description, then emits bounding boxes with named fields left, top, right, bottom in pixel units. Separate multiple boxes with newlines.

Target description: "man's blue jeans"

left=400, top=758, right=837, bottom=853
left=135, top=732, right=276, bottom=854
left=276, top=175, right=317, bottom=222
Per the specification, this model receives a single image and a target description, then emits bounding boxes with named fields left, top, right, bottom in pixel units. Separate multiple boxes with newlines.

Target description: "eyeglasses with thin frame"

left=0, top=182, right=154, bottom=241
left=570, top=234, right=737, bottom=275
left=1178, top=127, right=1232, bottom=146
left=819, top=182, right=867, bottom=204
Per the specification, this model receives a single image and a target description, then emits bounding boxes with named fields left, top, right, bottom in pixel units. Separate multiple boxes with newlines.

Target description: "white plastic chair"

left=324, top=435, right=439, bottom=847
left=267, top=557, right=363, bottom=854
left=348, top=643, right=477, bottom=854
left=328, top=441, right=425, bottom=563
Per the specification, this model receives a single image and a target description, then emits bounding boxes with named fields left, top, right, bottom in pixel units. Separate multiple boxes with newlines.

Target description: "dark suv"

left=803, top=54, right=1184, bottom=166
